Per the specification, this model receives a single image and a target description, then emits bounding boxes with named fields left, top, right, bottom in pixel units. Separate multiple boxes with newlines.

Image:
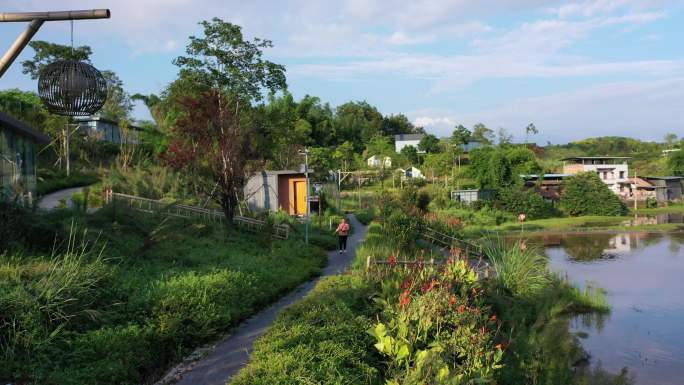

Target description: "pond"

left=528, top=231, right=684, bottom=385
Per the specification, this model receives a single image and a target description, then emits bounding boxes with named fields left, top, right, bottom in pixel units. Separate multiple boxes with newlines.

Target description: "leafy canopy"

left=560, top=172, right=626, bottom=216
left=21, top=41, right=92, bottom=79
left=173, top=18, right=286, bottom=102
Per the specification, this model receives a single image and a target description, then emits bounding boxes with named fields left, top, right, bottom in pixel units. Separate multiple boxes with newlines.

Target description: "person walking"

left=333, top=217, right=350, bottom=253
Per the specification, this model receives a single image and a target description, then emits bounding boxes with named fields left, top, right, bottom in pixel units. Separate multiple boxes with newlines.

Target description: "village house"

left=394, top=133, right=425, bottom=153
left=520, top=174, right=572, bottom=201
left=641, top=176, right=683, bottom=202
left=244, top=170, right=317, bottom=216
left=617, top=177, right=657, bottom=202
left=75, top=116, right=144, bottom=144
left=367, top=155, right=392, bottom=168
left=562, top=156, right=630, bottom=194
left=450, top=189, right=495, bottom=204
left=397, top=166, right=425, bottom=180
left=0, top=111, right=50, bottom=202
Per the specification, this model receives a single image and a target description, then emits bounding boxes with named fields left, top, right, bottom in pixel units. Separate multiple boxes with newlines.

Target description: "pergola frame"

left=0, top=9, right=110, bottom=79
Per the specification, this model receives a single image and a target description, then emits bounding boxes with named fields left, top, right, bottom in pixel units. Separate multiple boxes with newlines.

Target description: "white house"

left=397, top=166, right=425, bottom=179
left=395, top=133, right=425, bottom=153
left=367, top=155, right=392, bottom=168
left=562, top=156, right=630, bottom=194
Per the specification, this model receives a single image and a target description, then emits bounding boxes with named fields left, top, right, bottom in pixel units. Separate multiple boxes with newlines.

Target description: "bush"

left=37, top=170, right=99, bottom=196
left=560, top=172, right=627, bottom=216
left=498, top=188, right=555, bottom=219
left=355, top=207, right=375, bottom=225
left=482, top=238, right=549, bottom=296
left=231, top=275, right=382, bottom=385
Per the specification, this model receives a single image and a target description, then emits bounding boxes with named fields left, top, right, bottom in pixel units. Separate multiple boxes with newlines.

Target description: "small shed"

left=1, top=111, right=50, bottom=200
left=641, top=176, right=683, bottom=202
left=451, top=189, right=494, bottom=203
left=367, top=155, right=392, bottom=168
left=244, top=170, right=312, bottom=215
left=397, top=166, right=424, bottom=179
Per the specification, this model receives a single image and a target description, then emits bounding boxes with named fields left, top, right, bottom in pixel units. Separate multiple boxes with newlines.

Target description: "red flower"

left=495, top=343, right=506, bottom=350
left=457, top=305, right=466, bottom=313
left=480, top=326, right=486, bottom=336
left=399, top=290, right=411, bottom=309
left=421, top=279, right=439, bottom=293
left=489, top=314, right=497, bottom=322
left=388, top=255, right=397, bottom=266
left=449, top=294, right=457, bottom=307
left=471, top=287, right=478, bottom=296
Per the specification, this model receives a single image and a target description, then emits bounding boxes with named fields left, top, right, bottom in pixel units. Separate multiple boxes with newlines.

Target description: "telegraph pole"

left=299, top=148, right=310, bottom=244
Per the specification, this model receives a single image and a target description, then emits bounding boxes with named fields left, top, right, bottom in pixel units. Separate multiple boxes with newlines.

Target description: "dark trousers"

left=338, top=235, right=348, bottom=251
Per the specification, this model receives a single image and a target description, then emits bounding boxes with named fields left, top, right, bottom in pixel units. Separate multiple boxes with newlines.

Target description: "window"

left=620, top=171, right=625, bottom=179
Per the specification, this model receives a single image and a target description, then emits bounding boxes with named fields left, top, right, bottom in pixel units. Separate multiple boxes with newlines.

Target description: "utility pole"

left=299, top=148, right=310, bottom=244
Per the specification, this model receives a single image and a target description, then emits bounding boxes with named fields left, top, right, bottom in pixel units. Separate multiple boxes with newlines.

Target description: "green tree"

left=169, top=19, right=286, bottom=222
left=664, top=133, right=678, bottom=149
left=525, top=122, right=538, bottom=143
left=365, top=135, right=394, bottom=159
left=381, top=114, right=422, bottom=137
left=333, top=141, right=355, bottom=170
left=469, top=146, right=541, bottom=188
left=497, top=127, right=513, bottom=146
left=472, top=123, right=494, bottom=145
left=560, top=172, right=626, bottom=216
left=668, top=149, right=684, bottom=176
left=498, top=188, right=554, bottom=219
left=451, top=124, right=472, bottom=146
left=418, top=134, right=441, bottom=153
left=401, top=145, right=419, bottom=166
left=21, top=41, right=92, bottom=79
left=99, top=71, right=133, bottom=122
left=334, top=101, right=383, bottom=150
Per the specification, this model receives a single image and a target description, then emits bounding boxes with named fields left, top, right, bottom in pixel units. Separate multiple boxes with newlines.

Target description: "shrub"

left=37, top=170, right=99, bottom=196
left=560, top=172, right=626, bottom=216
left=355, top=207, right=375, bottom=225
left=231, top=275, right=382, bottom=385
left=482, top=238, right=549, bottom=297
left=384, top=210, right=420, bottom=250
left=498, top=188, right=555, bottom=219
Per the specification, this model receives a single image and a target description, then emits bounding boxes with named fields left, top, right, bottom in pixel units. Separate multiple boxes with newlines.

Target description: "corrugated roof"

left=642, top=176, right=683, bottom=181
left=0, top=111, right=50, bottom=143
left=395, top=133, right=425, bottom=141
left=561, top=156, right=631, bottom=161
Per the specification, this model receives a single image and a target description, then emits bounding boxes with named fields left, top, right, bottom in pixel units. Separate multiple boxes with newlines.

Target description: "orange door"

left=295, top=181, right=307, bottom=215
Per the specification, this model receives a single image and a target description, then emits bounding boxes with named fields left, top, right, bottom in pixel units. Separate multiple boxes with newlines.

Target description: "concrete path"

left=158, top=214, right=368, bottom=385
left=37, top=186, right=86, bottom=210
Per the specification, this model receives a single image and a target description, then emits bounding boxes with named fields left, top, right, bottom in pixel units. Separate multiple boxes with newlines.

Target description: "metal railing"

left=105, top=190, right=289, bottom=240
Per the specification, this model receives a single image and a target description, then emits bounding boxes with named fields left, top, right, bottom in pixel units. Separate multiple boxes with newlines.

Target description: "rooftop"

left=0, top=111, right=50, bottom=144
left=641, top=176, right=683, bottom=181
left=394, top=133, right=425, bottom=141
left=520, top=173, right=574, bottom=179
left=561, top=156, right=631, bottom=161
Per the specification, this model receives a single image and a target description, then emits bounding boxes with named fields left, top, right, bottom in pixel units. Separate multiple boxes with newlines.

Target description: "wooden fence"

left=104, top=190, right=289, bottom=240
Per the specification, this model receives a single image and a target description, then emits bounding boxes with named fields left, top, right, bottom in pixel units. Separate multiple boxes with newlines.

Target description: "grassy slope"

left=1, top=206, right=328, bottom=385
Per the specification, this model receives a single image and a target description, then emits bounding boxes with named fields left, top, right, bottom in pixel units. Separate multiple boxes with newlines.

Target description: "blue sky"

left=1, top=0, right=683, bottom=144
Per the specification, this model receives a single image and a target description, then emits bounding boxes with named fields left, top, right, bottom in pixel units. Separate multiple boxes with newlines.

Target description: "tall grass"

left=483, top=238, right=550, bottom=296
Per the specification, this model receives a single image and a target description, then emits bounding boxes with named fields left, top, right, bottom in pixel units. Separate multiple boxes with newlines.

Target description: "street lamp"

left=298, top=147, right=310, bottom=244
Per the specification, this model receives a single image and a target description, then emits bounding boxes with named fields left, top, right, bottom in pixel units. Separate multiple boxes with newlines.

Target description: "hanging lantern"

left=38, top=59, right=107, bottom=116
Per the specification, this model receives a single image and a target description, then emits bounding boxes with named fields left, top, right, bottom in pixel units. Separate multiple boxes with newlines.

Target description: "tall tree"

left=496, top=127, right=513, bottom=146
left=418, top=134, right=441, bottom=154
left=401, top=145, right=419, bottom=166
left=525, top=122, right=538, bottom=143
left=381, top=114, right=420, bottom=137
left=334, top=101, right=383, bottom=150
left=471, top=123, right=494, bottom=145
left=668, top=149, right=684, bottom=176
left=99, top=71, right=133, bottom=122
left=451, top=124, right=472, bottom=146
left=21, top=41, right=92, bottom=79
left=664, top=133, right=678, bottom=149
left=169, top=19, right=286, bottom=223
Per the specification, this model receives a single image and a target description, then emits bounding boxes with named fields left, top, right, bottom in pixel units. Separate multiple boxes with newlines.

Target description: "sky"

left=1, top=0, right=682, bottom=144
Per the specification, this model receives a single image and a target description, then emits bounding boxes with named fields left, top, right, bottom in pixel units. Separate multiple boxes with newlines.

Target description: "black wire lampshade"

left=38, top=60, right=108, bottom=116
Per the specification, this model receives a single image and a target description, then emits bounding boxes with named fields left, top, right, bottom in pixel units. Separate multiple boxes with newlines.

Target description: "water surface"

left=531, top=232, right=684, bottom=385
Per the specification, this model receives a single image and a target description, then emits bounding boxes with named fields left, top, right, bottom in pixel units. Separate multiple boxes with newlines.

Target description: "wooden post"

left=366, top=255, right=372, bottom=271
left=357, top=171, right=361, bottom=210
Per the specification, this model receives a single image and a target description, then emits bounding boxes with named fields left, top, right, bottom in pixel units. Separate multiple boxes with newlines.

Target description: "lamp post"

left=299, top=148, right=310, bottom=244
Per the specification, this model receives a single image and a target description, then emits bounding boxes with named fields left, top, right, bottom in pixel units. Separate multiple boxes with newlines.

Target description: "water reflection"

left=528, top=232, right=684, bottom=385
left=622, top=213, right=684, bottom=227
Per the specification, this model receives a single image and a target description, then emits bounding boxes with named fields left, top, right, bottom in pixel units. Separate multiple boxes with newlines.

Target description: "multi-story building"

left=562, top=156, right=630, bottom=194
left=394, top=133, right=425, bottom=153
left=0, top=111, right=50, bottom=201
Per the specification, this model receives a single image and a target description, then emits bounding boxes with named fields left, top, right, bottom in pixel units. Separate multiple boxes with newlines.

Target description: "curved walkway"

left=37, top=186, right=86, bottom=210
left=158, top=214, right=368, bottom=385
